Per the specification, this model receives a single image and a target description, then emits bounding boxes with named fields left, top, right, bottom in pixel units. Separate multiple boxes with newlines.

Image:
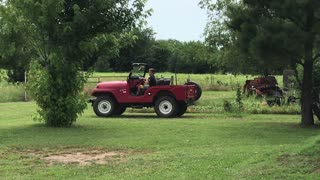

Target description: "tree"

left=108, top=28, right=156, bottom=72
left=0, top=3, right=36, bottom=82
left=202, top=0, right=320, bottom=126
left=2, top=0, right=148, bottom=127
left=169, top=41, right=214, bottom=74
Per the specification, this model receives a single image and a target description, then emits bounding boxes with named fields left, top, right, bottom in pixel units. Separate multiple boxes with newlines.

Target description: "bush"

left=219, top=90, right=301, bottom=114
left=223, top=100, right=232, bottom=112
left=28, top=61, right=89, bottom=127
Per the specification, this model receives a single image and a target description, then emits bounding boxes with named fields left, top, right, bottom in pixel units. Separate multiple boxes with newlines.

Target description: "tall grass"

left=0, top=82, right=26, bottom=102
left=191, top=91, right=301, bottom=115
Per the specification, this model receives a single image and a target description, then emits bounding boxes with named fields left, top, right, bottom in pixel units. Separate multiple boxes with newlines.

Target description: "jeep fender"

left=91, top=89, right=119, bottom=103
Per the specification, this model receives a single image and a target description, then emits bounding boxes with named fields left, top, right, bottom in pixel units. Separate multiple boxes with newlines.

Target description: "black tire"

left=114, top=105, right=127, bottom=116
left=154, top=96, right=178, bottom=118
left=176, top=101, right=187, bottom=117
left=93, top=96, right=117, bottom=117
left=185, top=82, right=202, bottom=101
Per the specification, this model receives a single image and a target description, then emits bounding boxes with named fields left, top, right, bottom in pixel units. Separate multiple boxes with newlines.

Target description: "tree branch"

left=290, top=60, right=302, bottom=88
left=286, top=16, right=305, bottom=30
left=313, top=53, right=320, bottom=61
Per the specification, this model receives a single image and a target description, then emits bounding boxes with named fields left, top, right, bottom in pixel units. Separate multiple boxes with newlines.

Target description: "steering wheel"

left=134, top=78, right=145, bottom=88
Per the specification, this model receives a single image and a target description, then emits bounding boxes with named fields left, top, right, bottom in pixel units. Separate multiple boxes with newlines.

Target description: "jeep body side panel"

left=116, top=85, right=188, bottom=103
left=91, top=84, right=196, bottom=104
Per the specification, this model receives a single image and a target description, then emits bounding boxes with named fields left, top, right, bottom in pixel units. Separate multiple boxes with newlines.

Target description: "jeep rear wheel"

left=185, top=82, right=202, bottom=101
left=93, top=96, right=117, bottom=117
left=154, top=96, right=178, bottom=118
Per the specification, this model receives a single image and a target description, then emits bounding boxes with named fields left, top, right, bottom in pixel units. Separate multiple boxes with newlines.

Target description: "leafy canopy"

left=201, top=0, right=320, bottom=125
left=0, top=0, right=148, bottom=127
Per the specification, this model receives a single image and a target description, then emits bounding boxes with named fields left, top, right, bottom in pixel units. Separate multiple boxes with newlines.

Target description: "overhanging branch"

left=313, top=53, right=320, bottom=61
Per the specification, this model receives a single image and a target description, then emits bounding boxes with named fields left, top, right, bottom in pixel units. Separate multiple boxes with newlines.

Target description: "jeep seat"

left=156, top=78, right=171, bottom=86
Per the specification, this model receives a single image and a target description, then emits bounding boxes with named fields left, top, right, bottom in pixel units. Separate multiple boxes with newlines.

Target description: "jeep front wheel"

left=154, top=96, right=178, bottom=118
left=93, top=96, right=116, bottom=117
left=114, top=105, right=127, bottom=116
left=176, top=101, right=187, bottom=117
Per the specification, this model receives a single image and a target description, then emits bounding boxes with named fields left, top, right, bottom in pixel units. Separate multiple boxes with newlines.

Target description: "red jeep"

left=90, top=63, right=201, bottom=118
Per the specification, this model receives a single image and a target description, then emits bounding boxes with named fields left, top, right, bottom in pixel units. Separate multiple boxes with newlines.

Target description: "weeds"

left=0, top=82, right=26, bottom=102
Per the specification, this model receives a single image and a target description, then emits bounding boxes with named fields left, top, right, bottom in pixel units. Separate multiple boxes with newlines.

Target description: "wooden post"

left=24, top=71, right=27, bottom=102
left=171, top=76, right=174, bottom=85
left=175, top=73, right=178, bottom=85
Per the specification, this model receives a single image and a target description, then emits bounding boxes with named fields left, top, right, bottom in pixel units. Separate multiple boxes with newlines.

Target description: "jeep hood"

left=97, top=81, right=127, bottom=89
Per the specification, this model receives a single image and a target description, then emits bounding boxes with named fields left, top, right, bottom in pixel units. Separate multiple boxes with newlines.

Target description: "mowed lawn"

left=0, top=102, right=320, bottom=179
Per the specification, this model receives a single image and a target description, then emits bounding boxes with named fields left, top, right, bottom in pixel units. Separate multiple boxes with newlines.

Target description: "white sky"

left=145, top=0, right=207, bottom=42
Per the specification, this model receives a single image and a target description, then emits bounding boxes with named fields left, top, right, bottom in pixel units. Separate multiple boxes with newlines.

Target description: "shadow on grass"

left=87, top=114, right=197, bottom=120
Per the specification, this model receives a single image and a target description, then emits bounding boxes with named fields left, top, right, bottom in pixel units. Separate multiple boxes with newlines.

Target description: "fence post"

left=175, top=73, right=178, bottom=85
left=211, top=74, right=214, bottom=86
left=171, top=76, right=174, bottom=85
left=24, top=71, right=27, bottom=102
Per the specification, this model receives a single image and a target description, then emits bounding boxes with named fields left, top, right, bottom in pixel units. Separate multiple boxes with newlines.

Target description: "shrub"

left=28, top=61, right=89, bottom=127
left=235, top=85, right=244, bottom=111
left=223, top=100, right=232, bottom=112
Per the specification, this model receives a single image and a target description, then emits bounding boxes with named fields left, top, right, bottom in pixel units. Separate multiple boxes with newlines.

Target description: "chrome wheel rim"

left=159, top=100, right=173, bottom=115
left=98, top=100, right=112, bottom=114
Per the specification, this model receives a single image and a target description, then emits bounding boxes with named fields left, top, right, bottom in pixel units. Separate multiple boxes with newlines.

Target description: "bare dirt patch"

left=42, top=150, right=127, bottom=166
left=11, top=147, right=150, bottom=166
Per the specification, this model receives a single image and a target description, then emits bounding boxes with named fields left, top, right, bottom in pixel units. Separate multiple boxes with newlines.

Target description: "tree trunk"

left=301, top=60, right=314, bottom=126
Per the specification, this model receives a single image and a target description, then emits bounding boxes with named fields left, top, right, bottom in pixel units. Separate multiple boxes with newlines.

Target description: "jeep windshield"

left=131, top=64, right=146, bottom=78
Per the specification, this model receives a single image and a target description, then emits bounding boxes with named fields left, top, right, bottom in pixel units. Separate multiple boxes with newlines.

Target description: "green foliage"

left=200, top=0, right=257, bottom=74
left=168, top=41, right=214, bottom=73
left=99, top=29, right=216, bottom=74
left=0, top=3, right=36, bottom=82
left=3, top=0, right=148, bottom=127
left=28, top=61, right=88, bottom=127
left=313, top=60, right=320, bottom=99
left=0, top=70, right=4, bottom=83
left=107, top=28, right=171, bottom=72
left=236, top=85, right=243, bottom=111
left=201, top=0, right=320, bottom=125
left=0, top=83, right=25, bottom=103
left=223, top=100, right=232, bottom=112
left=222, top=87, right=244, bottom=113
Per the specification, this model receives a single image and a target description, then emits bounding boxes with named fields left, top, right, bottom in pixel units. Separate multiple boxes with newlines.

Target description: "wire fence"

left=1, top=72, right=284, bottom=103
left=87, top=76, right=127, bottom=84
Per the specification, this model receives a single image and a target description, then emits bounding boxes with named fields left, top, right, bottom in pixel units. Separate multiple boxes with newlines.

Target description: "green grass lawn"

left=0, top=102, right=319, bottom=179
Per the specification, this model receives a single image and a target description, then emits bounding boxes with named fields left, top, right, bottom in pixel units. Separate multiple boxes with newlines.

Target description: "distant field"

left=91, top=72, right=284, bottom=91
left=0, top=102, right=319, bottom=179
left=0, top=71, right=284, bottom=104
